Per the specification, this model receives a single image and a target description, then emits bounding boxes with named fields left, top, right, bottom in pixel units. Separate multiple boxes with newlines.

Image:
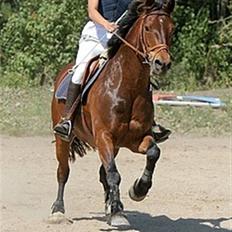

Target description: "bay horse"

left=50, top=0, right=175, bottom=226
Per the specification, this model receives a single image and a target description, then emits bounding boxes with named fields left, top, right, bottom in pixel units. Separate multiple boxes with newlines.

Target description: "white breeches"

left=72, top=21, right=112, bottom=84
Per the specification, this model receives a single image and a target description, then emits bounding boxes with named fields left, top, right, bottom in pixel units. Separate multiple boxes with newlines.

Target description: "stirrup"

left=152, top=124, right=171, bottom=143
left=53, top=120, right=72, bottom=142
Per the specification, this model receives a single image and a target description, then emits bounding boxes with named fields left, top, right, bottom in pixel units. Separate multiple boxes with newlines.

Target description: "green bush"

left=0, top=0, right=231, bottom=89
left=0, top=0, right=86, bottom=86
left=161, top=4, right=232, bottom=91
left=0, top=0, right=20, bottom=29
left=205, top=18, right=232, bottom=87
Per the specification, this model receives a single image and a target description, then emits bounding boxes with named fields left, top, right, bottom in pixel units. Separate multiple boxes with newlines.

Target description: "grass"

left=0, top=86, right=53, bottom=136
left=0, top=86, right=231, bottom=137
left=155, top=89, right=232, bottom=136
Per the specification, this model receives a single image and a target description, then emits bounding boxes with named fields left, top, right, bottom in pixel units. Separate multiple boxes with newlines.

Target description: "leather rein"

left=113, top=11, right=170, bottom=63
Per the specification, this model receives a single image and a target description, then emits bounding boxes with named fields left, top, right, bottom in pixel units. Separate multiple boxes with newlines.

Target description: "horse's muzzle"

left=148, top=49, right=171, bottom=75
left=150, top=58, right=172, bottom=75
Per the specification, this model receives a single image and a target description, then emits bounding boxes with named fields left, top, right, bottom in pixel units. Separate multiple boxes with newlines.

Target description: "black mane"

left=107, top=0, right=163, bottom=58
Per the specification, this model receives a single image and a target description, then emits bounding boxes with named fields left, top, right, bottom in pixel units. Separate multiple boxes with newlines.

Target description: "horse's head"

left=136, top=0, right=175, bottom=75
left=108, top=0, right=175, bottom=75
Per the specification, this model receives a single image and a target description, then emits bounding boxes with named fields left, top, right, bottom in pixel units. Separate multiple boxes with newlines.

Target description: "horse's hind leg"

left=49, top=137, right=70, bottom=223
left=97, top=132, right=129, bottom=226
left=129, top=136, right=160, bottom=201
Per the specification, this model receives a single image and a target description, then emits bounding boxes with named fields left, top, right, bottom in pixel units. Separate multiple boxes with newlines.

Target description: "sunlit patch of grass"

left=0, top=86, right=231, bottom=137
left=154, top=89, right=232, bottom=136
left=0, top=86, right=53, bottom=136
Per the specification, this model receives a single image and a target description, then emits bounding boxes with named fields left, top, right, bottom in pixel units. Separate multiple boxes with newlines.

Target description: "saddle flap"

left=81, top=55, right=100, bottom=87
left=55, top=55, right=107, bottom=101
left=55, top=71, right=72, bottom=100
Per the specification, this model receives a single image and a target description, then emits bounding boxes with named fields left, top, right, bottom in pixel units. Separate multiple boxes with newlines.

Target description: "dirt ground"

left=0, top=134, right=231, bottom=232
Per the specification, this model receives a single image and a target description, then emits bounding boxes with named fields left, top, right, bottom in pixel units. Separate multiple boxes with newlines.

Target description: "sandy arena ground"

left=0, top=134, right=231, bottom=232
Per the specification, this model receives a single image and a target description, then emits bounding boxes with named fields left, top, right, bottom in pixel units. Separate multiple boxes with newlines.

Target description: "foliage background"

left=0, top=0, right=86, bottom=87
left=0, top=0, right=231, bottom=137
left=0, top=0, right=231, bottom=89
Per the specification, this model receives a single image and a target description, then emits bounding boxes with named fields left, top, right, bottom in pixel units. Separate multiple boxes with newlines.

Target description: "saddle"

left=55, top=54, right=107, bottom=103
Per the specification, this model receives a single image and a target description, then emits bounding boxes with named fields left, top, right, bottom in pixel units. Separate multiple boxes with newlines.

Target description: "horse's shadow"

left=73, top=211, right=232, bottom=232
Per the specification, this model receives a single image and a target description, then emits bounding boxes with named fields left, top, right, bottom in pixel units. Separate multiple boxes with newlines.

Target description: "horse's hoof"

left=47, top=212, right=72, bottom=224
left=129, top=184, right=146, bottom=202
left=109, top=213, right=130, bottom=227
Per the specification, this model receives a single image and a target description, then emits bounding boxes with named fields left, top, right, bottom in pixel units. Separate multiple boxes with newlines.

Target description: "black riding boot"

left=152, top=123, right=171, bottom=143
left=54, top=82, right=81, bottom=141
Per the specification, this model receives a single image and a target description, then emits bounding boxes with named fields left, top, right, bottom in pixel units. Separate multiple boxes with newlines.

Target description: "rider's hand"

left=104, top=21, right=118, bottom=33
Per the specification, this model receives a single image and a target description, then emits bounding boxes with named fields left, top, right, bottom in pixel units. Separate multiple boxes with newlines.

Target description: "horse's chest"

left=128, top=96, right=154, bottom=134
left=128, top=119, right=145, bottom=134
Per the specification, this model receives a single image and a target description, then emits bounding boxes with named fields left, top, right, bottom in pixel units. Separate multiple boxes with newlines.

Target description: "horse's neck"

left=122, top=21, right=150, bottom=83
left=113, top=41, right=150, bottom=90
left=104, top=47, right=149, bottom=103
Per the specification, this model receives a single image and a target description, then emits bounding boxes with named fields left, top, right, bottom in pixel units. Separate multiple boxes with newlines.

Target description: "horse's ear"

left=162, top=0, right=175, bottom=14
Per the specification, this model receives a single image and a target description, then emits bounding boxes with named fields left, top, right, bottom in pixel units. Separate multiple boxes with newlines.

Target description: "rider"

left=54, top=0, right=171, bottom=142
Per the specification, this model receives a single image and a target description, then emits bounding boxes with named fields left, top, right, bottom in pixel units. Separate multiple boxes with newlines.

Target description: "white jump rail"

left=153, top=95, right=226, bottom=108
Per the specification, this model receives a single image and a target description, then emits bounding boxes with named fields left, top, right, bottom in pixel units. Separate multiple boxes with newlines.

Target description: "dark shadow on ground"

left=73, top=211, right=232, bottom=232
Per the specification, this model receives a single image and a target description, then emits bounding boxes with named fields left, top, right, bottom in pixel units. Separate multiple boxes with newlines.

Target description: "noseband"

left=114, top=11, right=170, bottom=63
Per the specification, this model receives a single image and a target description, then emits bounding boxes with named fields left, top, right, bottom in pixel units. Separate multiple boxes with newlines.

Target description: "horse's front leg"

left=129, top=135, right=160, bottom=201
left=99, top=164, right=111, bottom=215
left=48, top=138, right=70, bottom=223
left=97, top=132, right=129, bottom=227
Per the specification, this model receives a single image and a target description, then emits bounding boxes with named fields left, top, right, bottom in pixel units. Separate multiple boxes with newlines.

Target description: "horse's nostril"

left=154, top=60, right=171, bottom=71
left=155, top=59, right=163, bottom=67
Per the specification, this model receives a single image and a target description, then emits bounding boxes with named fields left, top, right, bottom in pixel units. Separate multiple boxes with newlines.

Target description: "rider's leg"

left=152, top=121, right=171, bottom=143
left=151, top=90, right=171, bottom=143
left=53, top=69, right=84, bottom=141
left=54, top=38, right=106, bottom=141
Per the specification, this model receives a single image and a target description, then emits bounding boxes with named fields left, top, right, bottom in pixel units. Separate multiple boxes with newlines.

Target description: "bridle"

left=113, top=11, right=170, bottom=64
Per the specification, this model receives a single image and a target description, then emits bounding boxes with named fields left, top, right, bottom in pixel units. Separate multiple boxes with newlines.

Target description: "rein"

left=113, top=11, right=170, bottom=63
left=113, top=32, right=147, bottom=59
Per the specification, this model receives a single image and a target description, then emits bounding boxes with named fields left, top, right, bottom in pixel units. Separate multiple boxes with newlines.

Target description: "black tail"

left=69, top=137, right=92, bottom=161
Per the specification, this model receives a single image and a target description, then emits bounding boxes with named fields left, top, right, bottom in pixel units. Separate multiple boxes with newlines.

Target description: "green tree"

left=161, top=1, right=232, bottom=90
left=0, top=0, right=231, bottom=89
left=0, top=0, right=20, bottom=29
left=1, top=0, right=87, bottom=86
